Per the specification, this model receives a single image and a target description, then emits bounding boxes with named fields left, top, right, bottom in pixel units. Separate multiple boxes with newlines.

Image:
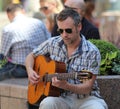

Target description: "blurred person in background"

left=33, top=11, right=47, bottom=23
left=84, top=0, right=100, bottom=28
left=40, top=0, right=64, bottom=16
left=19, top=0, right=29, bottom=12
left=0, top=3, right=50, bottom=81
left=51, top=0, right=100, bottom=39
left=45, top=13, right=56, bottom=33
left=39, top=0, right=64, bottom=36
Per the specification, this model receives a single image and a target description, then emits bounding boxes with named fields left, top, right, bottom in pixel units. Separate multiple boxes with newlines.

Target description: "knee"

left=95, top=101, right=108, bottom=109
left=87, top=103, right=107, bottom=109
left=39, top=97, right=57, bottom=109
left=80, top=97, right=108, bottom=109
left=81, top=101, right=108, bottom=109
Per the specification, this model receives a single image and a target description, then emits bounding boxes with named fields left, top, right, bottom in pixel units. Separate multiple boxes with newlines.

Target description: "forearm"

left=63, top=81, right=92, bottom=94
left=52, top=75, right=96, bottom=95
left=25, top=52, right=40, bottom=84
left=25, top=52, right=35, bottom=73
left=59, top=76, right=96, bottom=94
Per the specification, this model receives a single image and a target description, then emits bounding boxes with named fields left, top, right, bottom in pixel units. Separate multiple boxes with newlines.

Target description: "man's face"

left=57, top=17, right=81, bottom=46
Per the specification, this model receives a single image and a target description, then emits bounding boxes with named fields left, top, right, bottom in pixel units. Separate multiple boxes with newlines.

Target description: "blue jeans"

left=0, top=61, right=28, bottom=81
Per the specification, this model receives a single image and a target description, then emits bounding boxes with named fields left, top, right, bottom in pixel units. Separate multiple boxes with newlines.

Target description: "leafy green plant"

left=0, top=58, right=7, bottom=68
left=89, top=39, right=120, bottom=75
left=0, top=54, right=8, bottom=68
left=100, top=52, right=117, bottom=75
left=112, top=51, right=120, bottom=74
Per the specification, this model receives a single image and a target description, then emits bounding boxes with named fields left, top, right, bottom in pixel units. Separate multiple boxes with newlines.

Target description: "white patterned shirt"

left=0, top=14, right=50, bottom=65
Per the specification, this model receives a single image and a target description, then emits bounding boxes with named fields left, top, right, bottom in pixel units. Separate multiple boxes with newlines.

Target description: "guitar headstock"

left=77, top=70, right=93, bottom=82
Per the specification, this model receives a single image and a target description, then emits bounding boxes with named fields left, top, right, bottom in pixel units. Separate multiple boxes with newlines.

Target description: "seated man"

left=0, top=3, right=50, bottom=81
left=25, top=8, right=108, bottom=109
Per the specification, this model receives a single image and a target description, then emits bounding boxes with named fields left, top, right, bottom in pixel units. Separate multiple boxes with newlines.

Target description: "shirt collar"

left=58, top=34, right=89, bottom=55
left=12, top=14, right=26, bottom=22
left=78, top=34, right=89, bottom=52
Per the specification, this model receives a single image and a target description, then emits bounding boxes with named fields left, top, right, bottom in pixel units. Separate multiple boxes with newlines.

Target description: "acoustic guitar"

left=28, top=55, right=92, bottom=105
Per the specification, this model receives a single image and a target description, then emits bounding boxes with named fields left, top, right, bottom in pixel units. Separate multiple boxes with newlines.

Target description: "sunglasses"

left=39, top=6, right=48, bottom=11
left=57, top=28, right=72, bottom=34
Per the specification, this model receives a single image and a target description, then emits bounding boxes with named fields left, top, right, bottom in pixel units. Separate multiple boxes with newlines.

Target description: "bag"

left=0, top=54, right=28, bottom=80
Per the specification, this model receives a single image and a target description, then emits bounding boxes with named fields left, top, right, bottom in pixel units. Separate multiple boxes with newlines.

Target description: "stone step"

left=0, top=78, right=28, bottom=109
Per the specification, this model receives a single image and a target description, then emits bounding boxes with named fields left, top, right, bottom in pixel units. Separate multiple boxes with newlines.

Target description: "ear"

left=7, top=12, right=14, bottom=22
left=78, top=23, right=82, bottom=31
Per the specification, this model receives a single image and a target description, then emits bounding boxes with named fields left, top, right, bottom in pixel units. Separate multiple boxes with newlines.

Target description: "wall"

left=0, top=76, right=120, bottom=109
left=97, top=75, right=120, bottom=109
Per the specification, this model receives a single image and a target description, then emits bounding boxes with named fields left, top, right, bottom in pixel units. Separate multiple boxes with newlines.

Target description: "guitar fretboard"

left=41, top=72, right=91, bottom=82
left=46, top=72, right=77, bottom=82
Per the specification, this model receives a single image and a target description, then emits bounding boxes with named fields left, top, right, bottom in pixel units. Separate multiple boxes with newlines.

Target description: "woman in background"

left=39, top=0, right=64, bottom=35
left=84, top=0, right=100, bottom=28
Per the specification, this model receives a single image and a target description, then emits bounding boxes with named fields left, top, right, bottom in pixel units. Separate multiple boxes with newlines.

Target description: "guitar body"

left=28, top=55, right=66, bottom=105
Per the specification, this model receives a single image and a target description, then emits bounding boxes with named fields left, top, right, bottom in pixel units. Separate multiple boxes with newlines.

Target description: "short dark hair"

left=6, top=3, right=23, bottom=13
left=56, top=8, right=81, bottom=26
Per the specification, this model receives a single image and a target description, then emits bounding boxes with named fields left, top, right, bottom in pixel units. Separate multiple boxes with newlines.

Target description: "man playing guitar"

left=25, top=8, right=108, bottom=109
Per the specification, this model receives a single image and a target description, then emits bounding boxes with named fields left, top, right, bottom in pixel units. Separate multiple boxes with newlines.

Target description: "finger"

left=33, top=72, right=40, bottom=78
left=52, top=76, right=57, bottom=82
left=29, top=74, right=39, bottom=84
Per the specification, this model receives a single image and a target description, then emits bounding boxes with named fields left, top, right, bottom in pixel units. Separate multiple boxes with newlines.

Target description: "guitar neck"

left=42, top=72, right=91, bottom=82
left=46, top=72, right=77, bottom=82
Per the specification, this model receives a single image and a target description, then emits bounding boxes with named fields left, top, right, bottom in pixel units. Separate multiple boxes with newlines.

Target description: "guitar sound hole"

left=35, top=85, right=37, bottom=92
left=37, top=65, right=40, bottom=74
